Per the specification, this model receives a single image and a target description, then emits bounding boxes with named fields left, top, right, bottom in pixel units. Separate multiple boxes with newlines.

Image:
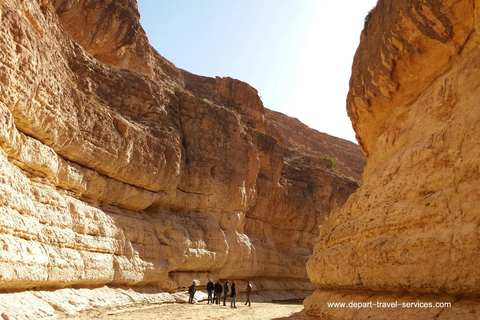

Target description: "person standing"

left=213, top=285, right=216, bottom=305
left=188, top=281, right=196, bottom=304
left=230, top=280, right=237, bottom=308
left=214, top=280, right=223, bottom=304
left=223, top=280, right=230, bottom=306
left=245, top=280, right=252, bottom=306
left=206, top=279, right=214, bottom=304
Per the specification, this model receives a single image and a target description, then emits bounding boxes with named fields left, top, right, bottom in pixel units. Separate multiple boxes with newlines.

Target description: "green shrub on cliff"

left=321, top=154, right=335, bottom=169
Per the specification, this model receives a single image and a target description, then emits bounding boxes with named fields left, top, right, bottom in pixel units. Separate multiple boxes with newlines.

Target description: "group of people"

left=188, top=279, right=253, bottom=308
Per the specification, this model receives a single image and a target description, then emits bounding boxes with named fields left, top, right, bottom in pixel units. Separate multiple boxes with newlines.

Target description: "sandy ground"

left=59, top=301, right=310, bottom=320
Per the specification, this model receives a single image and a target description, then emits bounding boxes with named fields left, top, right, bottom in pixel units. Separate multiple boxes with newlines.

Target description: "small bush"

left=173, top=83, right=184, bottom=93
left=289, top=156, right=304, bottom=165
left=321, top=155, right=335, bottom=169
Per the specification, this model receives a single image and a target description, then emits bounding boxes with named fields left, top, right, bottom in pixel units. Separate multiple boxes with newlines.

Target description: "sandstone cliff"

left=306, top=0, right=480, bottom=319
left=0, top=0, right=364, bottom=317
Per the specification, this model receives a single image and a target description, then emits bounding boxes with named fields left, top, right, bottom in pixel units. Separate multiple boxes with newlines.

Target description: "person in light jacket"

left=223, top=280, right=230, bottom=306
left=245, top=280, right=252, bottom=306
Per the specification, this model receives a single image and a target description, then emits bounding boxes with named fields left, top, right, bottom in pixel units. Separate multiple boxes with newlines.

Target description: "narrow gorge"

left=0, top=0, right=365, bottom=318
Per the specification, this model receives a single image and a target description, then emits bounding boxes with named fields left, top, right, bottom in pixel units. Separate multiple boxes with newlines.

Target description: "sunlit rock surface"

left=306, top=0, right=480, bottom=319
left=0, top=0, right=364, bottom=317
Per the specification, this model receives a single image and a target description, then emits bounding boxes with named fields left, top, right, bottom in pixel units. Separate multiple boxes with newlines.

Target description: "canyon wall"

left=0, top=0, right=364, bottom=317
left=306, top=0, right=480, bottom=319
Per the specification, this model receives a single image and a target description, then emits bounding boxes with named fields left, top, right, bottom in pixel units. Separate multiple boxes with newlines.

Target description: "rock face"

left=0, top=0, right=364, bottom=316
left=306, top=0, right=480, bottom=319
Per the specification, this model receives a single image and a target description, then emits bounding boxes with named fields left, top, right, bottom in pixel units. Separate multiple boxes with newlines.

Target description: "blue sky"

left=137, top=0, right=378, bottom=143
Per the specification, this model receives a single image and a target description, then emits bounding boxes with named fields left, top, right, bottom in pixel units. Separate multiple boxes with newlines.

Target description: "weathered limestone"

left=306, top=0, right=480, bottom=319
left=0, top=0, right=365, bottom=317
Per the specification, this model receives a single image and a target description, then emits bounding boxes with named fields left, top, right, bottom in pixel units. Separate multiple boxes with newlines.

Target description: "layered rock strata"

left=306, top=0, right=480, bottom=319
left=0, top=0, right=364, bottom=317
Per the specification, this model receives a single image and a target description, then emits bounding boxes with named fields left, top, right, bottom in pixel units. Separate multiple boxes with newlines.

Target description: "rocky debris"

left=0, top=0, right=364, bottom=317
left=305, top=0, right=480, bottom=319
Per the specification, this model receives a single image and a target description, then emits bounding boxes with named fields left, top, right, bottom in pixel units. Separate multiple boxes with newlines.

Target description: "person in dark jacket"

left=223, top=280, right=230, bottom=306
left=214, top=280, right=223, bottom=304
left=206, top=279, right=214, bottom=304
left=230, top=280, right=237, bottom=308
left=188, top=281, right=196, bottom=304
left=213, top=280, right=217, bottom=305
